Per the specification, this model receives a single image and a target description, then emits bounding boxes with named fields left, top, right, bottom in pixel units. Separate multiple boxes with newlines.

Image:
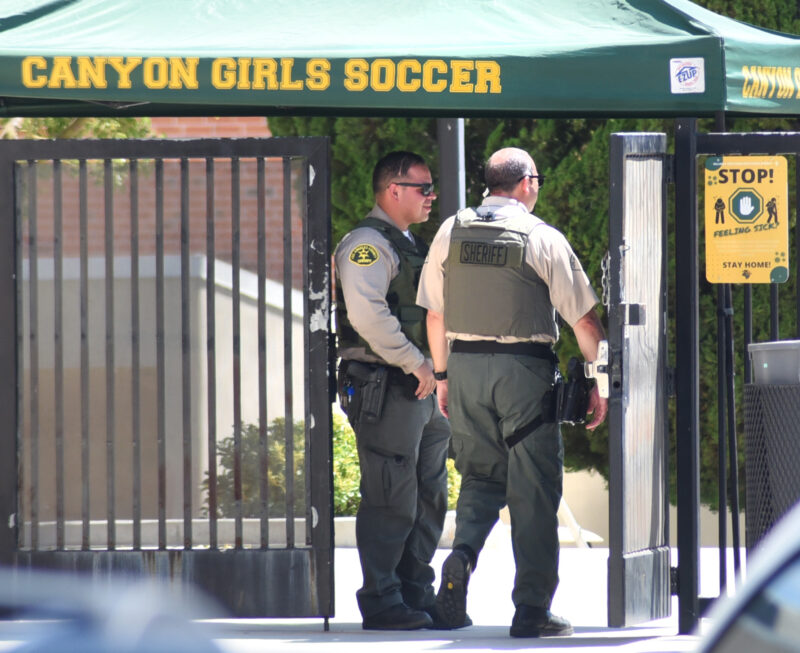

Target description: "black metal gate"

left=606, top=133, right=671, bottom=627
left=673, top=124, right=800, bottom=632
left=0, top=137, right=333, bottom=619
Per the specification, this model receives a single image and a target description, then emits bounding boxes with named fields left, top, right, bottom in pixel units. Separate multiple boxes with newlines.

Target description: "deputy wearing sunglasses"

left=334, top=151, right=456, bottom=631
left=417, top=147, right=607, bottom=638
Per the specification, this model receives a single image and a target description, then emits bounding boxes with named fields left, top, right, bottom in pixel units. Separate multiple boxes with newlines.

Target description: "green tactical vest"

left=336, top=217, right=430, bottom=359
left=444, top=208, right=557, bottom=339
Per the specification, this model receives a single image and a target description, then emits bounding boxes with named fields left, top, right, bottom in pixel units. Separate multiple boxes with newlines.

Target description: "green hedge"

left=204, top=414, right=461, bottom=517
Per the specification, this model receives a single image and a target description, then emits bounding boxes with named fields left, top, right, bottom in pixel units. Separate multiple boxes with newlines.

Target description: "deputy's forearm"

left=572, top=308, right=606, bottom=361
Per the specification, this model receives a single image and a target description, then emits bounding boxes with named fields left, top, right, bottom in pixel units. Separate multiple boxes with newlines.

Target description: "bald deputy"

left=417, top=146, right=607, bottom=638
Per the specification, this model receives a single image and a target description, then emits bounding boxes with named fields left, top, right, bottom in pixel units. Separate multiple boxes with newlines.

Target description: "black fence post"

left=674, top=117, right=701, bottom=634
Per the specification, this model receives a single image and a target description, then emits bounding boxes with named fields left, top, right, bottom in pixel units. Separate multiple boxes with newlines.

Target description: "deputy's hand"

left=585, top=385, right=607, bottom=431
left=412, top=360, right=437, bottom=400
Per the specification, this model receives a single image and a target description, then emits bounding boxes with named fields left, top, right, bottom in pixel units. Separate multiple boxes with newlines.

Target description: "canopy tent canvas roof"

left=0, top=0, right=799, bottom=118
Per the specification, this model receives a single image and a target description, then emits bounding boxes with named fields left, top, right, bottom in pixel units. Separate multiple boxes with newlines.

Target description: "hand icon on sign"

left=739, top=196, right=755, bottom=216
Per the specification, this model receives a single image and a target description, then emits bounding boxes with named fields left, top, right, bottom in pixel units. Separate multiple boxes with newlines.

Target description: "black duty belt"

left=451, top=339, right=556, bottom=363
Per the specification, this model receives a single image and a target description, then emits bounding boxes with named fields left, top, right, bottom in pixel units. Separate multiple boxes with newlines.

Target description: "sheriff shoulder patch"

left=349, top=244, right=380, bottom=266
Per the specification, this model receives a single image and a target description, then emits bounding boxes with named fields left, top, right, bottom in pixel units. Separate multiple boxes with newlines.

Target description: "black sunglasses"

left=393, top=181, right=436, bottom=196
left=518, top=174, right=546, bottom=188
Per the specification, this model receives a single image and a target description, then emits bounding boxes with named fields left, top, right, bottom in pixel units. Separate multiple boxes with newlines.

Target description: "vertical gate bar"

left=744, top=287, right=752, bottom=383
left=724, top=284, right=741, bottom=574
left=79, top=160, right=90, bottom=550
left=796, top=155, right=800, bottom=339
left=28, top=161, right=39, bottom=551
left=180, top=158, right=192, bottom=549
left=205, top=157, right=218, bottom=549
left=716, top=286, right=727, bottom=592
left=283, top=157, right=295, bottom=547
left=104, top=159, right=116, bottom=550
left=300, top=157, right=312, bottom=545
left=770, top=284, right=779, bottom=340
left=674, top=118, right=700, bottom=634
left=231, top=157, right=243, bottom=549
left=606, top=136, right=625, bottom=626
left=53, top=160, right=65, bottom=550
left=0, top=154, right=19, bottom=556
left=257, top=157, right=269, bottom=548
left=769, top=283, right=780, bottom=340
left=130, top=159, right=142, bottom=550
left=305, top=137, right=334, bottom=617
left=14, top=166, right=24, bottom=550
left=155, top=159, right=167, bottom=549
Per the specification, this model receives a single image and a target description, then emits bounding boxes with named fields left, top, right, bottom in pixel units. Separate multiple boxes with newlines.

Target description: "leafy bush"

left=202, top=418, right=305, bottom=518
left=205, top=413, right=461, bottom=518
left=332, top=411, right=361, bottom=515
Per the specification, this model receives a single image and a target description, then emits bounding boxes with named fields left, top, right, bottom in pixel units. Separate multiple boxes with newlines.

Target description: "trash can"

left=743, top=340, right=800, bottom=549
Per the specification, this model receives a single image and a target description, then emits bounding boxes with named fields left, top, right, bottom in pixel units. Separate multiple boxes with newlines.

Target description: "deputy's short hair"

left=373, top=151, right=427, bottom=194
left=484, top=152, right=530, bottom=193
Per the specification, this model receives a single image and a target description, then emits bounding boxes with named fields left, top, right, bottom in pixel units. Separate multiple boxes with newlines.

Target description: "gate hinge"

left=664, top=154, right=676, bottom=185
left=670, top=566, right=679, bottom=595
left=666, top=366, right=677, bottom=398
left=622, top=303, right=646, bottom=326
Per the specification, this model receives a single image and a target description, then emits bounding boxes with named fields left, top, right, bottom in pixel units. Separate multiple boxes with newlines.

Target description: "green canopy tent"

left=0, top=0, right=799, bottom=117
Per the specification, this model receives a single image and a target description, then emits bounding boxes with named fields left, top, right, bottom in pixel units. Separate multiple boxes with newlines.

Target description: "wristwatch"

left=433, top=370, right=448, bottom=381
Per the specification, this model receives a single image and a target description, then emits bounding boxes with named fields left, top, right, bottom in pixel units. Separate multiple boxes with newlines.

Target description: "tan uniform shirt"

left=335, top=205, right=425, bottom=374
left=416, top=196, right=598, bottom=344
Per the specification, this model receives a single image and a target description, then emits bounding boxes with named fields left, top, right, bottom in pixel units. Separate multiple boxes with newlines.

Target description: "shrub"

left=332, top=411, right=361, bottom=515
left=205, top=413, right=461, bottom=518
left=202, top=418, right=305, bottom=518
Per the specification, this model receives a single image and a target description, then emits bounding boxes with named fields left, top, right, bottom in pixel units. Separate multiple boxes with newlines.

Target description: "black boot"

left=509, top=605, right=573, bottom=638
left=362, top=603, right=433, bottom=631
left=424, top=603, right=473, bottom=630
left=434, top=549, right=473, bottom=629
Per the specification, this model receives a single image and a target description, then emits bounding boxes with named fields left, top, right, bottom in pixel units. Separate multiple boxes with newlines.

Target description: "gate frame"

left=607, top=133, right=671, bottom=627
left=0, top=136, right=334, bottom=620
left=674, top=122, right=800, bottom=633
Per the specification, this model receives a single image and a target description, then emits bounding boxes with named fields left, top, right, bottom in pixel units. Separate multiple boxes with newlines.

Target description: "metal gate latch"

left=584, top=340, right=610, bottom=398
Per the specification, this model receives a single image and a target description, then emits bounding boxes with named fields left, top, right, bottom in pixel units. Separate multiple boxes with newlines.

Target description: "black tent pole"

left=437, top=118, right=466, bottom=220
left=675, top=117, right=701, bottom=634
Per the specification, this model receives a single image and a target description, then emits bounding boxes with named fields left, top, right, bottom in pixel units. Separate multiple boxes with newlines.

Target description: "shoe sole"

left=435, top=554, right=469, bottom=629
left=509, top=625, right=574, bottom=638
left=428, top=617, right=473, bottom=630
left=362, top=616, right=432, bottom=631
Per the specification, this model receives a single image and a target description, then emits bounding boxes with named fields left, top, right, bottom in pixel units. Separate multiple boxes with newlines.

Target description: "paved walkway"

left=206, top=521, right=713, bottom=653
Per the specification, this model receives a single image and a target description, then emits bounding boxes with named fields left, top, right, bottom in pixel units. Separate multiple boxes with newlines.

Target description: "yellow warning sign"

left=705, top=155, right=789, bottom=284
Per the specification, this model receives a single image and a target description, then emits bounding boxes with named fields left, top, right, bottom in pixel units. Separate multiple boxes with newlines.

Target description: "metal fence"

left=0, top=137, right=333, bottom=619
left=674, top=123, right=800, bottom=631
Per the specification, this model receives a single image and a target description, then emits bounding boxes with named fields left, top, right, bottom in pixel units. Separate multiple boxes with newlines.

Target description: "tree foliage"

left=269, top=3, right=800, bottom=509
left=0, top=116, right=152, bottom=140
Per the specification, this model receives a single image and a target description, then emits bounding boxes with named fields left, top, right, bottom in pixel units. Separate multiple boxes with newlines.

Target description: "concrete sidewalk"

left=206, top=521, right=709, bottom=653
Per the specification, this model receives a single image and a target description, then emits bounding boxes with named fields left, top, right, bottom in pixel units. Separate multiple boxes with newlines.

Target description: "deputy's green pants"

left=349, top=379, right=451, bottom=618
left=448, top=351, right=563, bottom=609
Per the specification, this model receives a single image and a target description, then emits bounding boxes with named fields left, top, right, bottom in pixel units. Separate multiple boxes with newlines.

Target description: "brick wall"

left=150, top=116, right=270, bottom=139
left=21, top=117, right=307, bottom=288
